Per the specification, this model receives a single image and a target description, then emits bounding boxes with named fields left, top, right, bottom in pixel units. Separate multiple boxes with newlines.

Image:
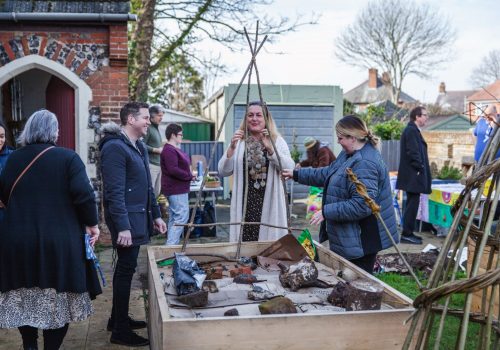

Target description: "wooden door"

left=45, top=76, right=75, bottom=149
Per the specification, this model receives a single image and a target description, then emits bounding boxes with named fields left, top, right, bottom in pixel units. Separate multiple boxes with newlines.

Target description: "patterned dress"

left=242, top=150, right=270, bottom=241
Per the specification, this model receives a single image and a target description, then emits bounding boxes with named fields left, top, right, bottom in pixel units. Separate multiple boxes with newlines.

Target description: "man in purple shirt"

left=160, top=123, right=194, bottom=245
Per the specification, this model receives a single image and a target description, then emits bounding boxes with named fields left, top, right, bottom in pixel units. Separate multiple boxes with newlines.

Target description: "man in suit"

left=396, top=106, right=431, bottom=244
left=100, top=102, right=167, bottom=347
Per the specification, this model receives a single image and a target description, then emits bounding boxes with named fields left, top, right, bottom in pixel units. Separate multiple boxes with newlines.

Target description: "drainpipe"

left=0, top=12, right=137, bottom=22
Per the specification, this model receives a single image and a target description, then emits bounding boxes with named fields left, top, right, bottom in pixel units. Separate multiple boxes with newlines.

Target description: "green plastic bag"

left=297, top=229, right=316, bottom=260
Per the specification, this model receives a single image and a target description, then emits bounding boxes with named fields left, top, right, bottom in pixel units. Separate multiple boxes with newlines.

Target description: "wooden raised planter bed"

left=147, top=242, right=415, bottom=350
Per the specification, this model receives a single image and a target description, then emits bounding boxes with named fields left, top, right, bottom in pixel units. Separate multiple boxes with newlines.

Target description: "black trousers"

left=349, top=253, right=377, bottom=274
left=110, top=245, right=140, bottom=333
left=403, top=192, right=421, bottom=234
left=18, top=324, right=69, bottom=350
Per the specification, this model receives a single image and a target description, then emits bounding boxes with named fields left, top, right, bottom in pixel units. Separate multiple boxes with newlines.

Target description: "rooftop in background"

left=466, top=79, right=500, bottom=102
left=344, top=68, right=417, bottom=106
left=0, top=1, right=130, bottom=13
left=435, top=82, right=476, bottom=115
left=422, top=114, right=472, bottom=131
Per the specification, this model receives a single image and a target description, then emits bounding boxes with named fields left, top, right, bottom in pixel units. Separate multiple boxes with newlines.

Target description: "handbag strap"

left=8, top=146, right=55, bottom=202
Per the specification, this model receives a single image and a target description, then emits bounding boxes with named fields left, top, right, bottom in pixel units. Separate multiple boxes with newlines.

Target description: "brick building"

left=0, top=0, right=133, bottom=181
left=466, top=79, right=500, bottom=121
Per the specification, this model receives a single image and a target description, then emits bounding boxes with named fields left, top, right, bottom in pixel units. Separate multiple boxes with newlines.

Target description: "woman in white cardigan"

left=218, top=101, right=295, bottom=242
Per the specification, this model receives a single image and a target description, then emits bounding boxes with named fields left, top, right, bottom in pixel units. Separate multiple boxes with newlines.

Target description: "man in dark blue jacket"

left=396, top=106, right=431, bottom=244
left=100, top=102, right=166, bottom=347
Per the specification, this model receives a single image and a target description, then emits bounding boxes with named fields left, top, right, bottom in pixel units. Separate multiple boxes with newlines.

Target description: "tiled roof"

left=344, top=77, right=416, bottom=104
left=467, top=80, right=500, bottom=102
left=435, top=90, right=476, bottom=114
left=0, top=1, right=130, bottom=14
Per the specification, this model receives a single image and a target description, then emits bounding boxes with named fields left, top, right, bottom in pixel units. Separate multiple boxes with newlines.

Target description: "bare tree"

left=335, top=0, right=456, bottom=104
left=129, top=0, right=317, bottom=101
left=469, top=49, right=500, bottom=88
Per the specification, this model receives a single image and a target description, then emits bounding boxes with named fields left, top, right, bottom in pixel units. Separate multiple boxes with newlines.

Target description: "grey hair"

left=18, top=109, right=59, bottom=146
left=149, top=104, right=165, bottom=118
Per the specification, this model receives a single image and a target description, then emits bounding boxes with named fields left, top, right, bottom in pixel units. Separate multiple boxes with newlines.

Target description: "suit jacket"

left=396, top=121, right=432, bottom=194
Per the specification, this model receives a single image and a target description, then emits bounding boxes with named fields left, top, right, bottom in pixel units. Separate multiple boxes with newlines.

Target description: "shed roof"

left=423, top=114, right=472, bottom=131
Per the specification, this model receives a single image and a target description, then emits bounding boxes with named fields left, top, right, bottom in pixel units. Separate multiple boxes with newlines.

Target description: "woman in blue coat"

left=283, top=115, right=398, bottom=273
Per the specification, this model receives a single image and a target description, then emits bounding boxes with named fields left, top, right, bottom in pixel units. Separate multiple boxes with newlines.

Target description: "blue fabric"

left=0, top=146, right=13, bottom=221
left=0, top=146, right=14, bottom=175
left=166, top=193, right=189, bottom=245
left=474, top=118, right=500, bottom=162
left=297, top=143, right=399, bottom=260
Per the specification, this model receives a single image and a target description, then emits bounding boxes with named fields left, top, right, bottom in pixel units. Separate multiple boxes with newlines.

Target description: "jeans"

left=149, top=163, right=161, bottom=198
left=110, top=245, right=140, bottom=334
left=403, top=192, right=421, bottom=234
left=166, top=193, right=189, bottom=245
left=18, top=324, right=69, bottom=350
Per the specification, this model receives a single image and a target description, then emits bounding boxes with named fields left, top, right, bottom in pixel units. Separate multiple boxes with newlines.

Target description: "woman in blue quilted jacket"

left=283, top=115, right=398, bottom=273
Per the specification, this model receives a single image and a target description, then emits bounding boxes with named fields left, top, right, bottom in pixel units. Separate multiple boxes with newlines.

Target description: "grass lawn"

left=377, top=272, right=489, bottom=350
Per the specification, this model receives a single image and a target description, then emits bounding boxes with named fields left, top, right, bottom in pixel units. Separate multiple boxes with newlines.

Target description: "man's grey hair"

left=149, top=104, right=165, bottom=118
left=18, top=109, right=59, bottom=146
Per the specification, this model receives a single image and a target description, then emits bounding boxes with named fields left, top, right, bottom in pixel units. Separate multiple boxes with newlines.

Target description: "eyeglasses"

left=177, top=133, right=183, bottom=137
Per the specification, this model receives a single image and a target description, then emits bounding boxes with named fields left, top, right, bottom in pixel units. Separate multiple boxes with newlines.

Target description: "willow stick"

left=181, top=31, right=268, bottom=252
left=345, top=168, right=423, bottom=289
left=235, top=25, right=256, bottom=260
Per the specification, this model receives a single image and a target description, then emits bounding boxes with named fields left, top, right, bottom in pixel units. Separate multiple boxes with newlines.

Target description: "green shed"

left=424, top=114, right=472, bottom=131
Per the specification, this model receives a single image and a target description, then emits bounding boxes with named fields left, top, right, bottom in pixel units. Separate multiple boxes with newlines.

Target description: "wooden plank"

left=162, top=310, right=412, bottom=350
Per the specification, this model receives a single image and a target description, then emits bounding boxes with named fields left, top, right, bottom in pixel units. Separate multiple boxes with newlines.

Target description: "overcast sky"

left=204, top=0, right=499, bottom=103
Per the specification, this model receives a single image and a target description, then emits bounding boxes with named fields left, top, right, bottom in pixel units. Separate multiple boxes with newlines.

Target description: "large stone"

left=259, top=297, right=297, bottom=315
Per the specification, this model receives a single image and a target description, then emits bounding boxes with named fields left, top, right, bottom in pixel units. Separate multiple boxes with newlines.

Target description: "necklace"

left=246, top=136, right=267, bottom=189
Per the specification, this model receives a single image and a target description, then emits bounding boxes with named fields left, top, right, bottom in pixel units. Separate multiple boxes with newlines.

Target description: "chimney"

left=368, top=68, right=378, bottom=89
left=382, top=71, right=391, bottom=85
left=439, top=82, right=446, bottom=94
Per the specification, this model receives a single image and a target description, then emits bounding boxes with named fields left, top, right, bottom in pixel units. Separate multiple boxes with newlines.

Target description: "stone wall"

left=422, top=130, right=475, bottom=171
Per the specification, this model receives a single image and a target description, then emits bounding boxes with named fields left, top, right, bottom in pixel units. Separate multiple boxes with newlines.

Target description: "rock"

left=229, top=266, right=253, bottom=277
left=259, top=297, right=297, bottom=315
left=278, top=257, right=318, bottom=291
left=205, top=266, right=224, bottom=280
left=224, top=308, right=239, bottom=316
left=233, top=273, right=257, bottom=284
left=328, top=280, right=384, bottom=311
left=248, top=286, right=275, bottom=301
left=176, top=290, right=209, bottom=308
left=202, top=280, right=219, bottom=293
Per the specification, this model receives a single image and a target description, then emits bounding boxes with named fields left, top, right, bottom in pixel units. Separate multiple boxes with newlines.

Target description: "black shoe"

left=110, top=330, right=149, bottom=347
left=400, top=233, right=423, bottom=245
left=107, top=316, right=147, bottom=331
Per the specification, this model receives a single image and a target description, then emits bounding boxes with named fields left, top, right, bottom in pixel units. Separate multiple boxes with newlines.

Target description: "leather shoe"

left=400, top=233, right=423, bottom=245
left=110, top=330, right=149, bottom=347
left=107, top=316, right=147, bottom=331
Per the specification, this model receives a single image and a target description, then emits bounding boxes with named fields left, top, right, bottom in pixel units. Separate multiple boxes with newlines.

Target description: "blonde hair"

left=238, top=101, right=280, bottom=141
left=336, top=115, right=380, bottom=149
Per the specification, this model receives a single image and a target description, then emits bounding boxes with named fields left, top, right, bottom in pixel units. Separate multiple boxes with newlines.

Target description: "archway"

left=0, top=55, right=94, bottom=174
